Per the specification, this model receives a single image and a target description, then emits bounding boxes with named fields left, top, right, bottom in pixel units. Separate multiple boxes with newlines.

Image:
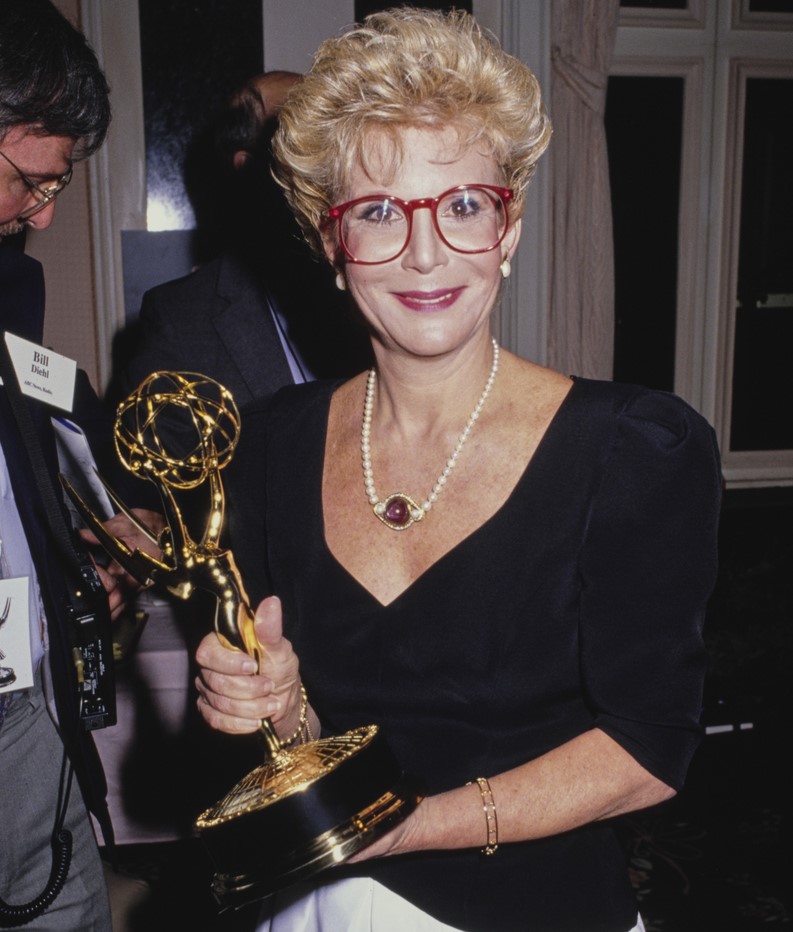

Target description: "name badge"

left=0, top=577, right=33, bottom=693
left=2, top=332, right=76, bottom=412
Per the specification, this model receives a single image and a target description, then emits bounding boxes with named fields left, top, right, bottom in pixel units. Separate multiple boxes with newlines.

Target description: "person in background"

left=116, top=70, right=370, bottom=418
left=194, top=8, right=722, bottom=931
left=0, top=2, right=156, bottom=927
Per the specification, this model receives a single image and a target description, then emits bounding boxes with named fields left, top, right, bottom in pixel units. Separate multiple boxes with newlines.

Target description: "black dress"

left=227, top=375, right=722, bottom=932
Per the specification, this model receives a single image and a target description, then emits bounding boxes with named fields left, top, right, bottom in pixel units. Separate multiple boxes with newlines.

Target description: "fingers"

left=195, top=630, right=258, bottom=675
left=93, top=559, right=127, bottom=621
left=195, top=665, right=275, bottom=735
left=194, top=596, right=303, bottom=737
left=103, top=509, right=164, bottom=559
left=79, top=510, right=165, bottom=566
left=129, top=508, right=166, bottom=543
left=347, top=810, right=417, bottom=862
left=80, top=532, right=132, bottom=587
left=78, top=526, right=100, bottom=548
left=77, top=509, right=165, bottom=587
left=194, top=625, right=279, bottom=735
left=347, top=796, right=429, bottom=862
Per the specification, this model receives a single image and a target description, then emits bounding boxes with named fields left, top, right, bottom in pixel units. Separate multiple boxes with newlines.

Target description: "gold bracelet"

left=467, top=776, right=499, bottom=855
left=278, top=684, right=309, bottom=747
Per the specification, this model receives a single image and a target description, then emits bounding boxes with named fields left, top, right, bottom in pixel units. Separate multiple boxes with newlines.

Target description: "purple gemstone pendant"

left=373, top=493, right=424, bottom=531
left=385, top=498, right=409, bottom=524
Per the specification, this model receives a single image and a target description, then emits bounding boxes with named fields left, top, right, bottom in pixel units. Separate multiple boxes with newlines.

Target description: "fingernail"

left=242, top=659, right=257, bottom=674
left=266, top=700, right=281, bottom=715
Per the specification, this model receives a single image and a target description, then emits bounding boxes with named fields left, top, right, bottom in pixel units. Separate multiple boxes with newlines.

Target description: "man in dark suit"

left=117, top=72, right=371, bottom=414
left=0, top=3, right=152, bottom=927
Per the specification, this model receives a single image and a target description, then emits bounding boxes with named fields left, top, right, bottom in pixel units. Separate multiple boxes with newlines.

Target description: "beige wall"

left=25, top=0, right=103, bottom=393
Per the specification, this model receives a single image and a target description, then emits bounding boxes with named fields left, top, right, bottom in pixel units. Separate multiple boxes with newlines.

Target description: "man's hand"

left=81, top=508, right=165, bottom=620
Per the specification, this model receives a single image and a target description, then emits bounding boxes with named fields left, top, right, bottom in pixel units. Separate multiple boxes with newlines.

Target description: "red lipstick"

left=392, top=287, right=464, bottom=311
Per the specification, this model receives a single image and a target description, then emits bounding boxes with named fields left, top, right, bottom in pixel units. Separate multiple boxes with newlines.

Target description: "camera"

left=69, top=562, right=116, bottom=731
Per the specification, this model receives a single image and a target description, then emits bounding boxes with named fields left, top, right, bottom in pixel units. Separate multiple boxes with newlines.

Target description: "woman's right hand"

left=195, top=595, right=303, bottom=737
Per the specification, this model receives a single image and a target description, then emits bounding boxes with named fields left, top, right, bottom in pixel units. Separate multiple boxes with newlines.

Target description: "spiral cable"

left=0, top=740, right=74, bottom=926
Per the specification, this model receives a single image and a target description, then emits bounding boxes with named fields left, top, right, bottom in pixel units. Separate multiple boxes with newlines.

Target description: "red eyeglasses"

left=326, top=184, right=514, bottom=264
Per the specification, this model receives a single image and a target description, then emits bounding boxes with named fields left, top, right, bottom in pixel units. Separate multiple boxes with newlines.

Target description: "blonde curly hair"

left=272, top=6, right=552, bottom=257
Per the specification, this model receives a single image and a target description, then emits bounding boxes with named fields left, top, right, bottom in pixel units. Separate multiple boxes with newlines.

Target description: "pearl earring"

left=335, top=271, right=347, bottom=291
left=500, top=257, right=511, bottom=280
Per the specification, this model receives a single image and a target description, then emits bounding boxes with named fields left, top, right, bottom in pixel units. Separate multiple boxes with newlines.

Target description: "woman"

left=195, top=9, right=721, bottom=931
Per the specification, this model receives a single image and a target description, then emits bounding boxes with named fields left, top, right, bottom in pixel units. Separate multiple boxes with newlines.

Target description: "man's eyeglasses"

left=0, top=149, right=73, bottom=220
left=326, top=184, right=514, bottom=265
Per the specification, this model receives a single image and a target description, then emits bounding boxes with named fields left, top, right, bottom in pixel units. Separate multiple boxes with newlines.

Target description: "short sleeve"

left=579, top=389, right=722, bottom=789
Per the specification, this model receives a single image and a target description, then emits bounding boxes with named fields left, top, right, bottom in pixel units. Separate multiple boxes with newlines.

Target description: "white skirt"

left=256, top=876, right=646, bottom=932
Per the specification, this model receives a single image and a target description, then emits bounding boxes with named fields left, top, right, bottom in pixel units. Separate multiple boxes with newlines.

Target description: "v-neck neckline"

left=319, top=377, right=582, bottom=608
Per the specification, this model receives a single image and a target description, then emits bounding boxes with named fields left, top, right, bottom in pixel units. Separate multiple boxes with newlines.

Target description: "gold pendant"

left=373, top=493, right=425, bottom=531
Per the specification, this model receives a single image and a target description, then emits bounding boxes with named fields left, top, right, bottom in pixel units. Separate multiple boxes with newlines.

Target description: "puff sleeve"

left=579, top=389, right=722, bottom=789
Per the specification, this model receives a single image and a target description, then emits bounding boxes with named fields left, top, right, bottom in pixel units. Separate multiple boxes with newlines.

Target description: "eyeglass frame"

left=325, top=184, right=515, bottom=265
left=0, top=149, right=74, bottom=221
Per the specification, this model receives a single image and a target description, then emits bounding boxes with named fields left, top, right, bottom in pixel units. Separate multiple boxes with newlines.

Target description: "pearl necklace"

left=361, top=338, right=500, bottom=530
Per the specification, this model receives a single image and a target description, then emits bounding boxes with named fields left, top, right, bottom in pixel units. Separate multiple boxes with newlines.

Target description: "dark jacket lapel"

left=211, top=254, right=294, bottom=400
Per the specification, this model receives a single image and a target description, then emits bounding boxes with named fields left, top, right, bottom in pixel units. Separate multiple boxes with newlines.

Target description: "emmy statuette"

left=61, top=372, right=421, bottom=908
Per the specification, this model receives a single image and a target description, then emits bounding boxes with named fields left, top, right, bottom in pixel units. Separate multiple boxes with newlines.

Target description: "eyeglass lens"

left=341, top=186, right=508, bottom=263
left=0, top=150, right=72, bottom=220
left=17, top=171, right=72, bottom=220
